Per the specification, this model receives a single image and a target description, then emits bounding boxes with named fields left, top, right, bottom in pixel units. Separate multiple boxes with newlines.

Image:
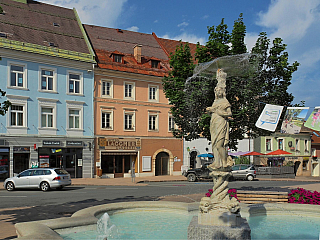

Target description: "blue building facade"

left=0, top=0, right=95, bottom=178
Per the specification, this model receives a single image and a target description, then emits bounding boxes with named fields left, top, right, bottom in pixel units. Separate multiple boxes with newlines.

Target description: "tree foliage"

left=162, top=14, right=300, bottom=150
left=0, top=88, right=10, bottom=116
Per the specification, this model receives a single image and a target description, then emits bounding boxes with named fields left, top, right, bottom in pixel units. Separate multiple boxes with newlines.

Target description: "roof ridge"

left=96, top=36, right=161, bottom=49
left=0, top=1, right=76, bottom=20
left=152, top=32, right=170, bottom=57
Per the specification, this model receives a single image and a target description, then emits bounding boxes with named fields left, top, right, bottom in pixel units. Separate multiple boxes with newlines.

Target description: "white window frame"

left=124, top=110, right=135, bottom=131
left=148, top=112, right=159, bottom=131
left=7, top=61, right=27, bottom=90
left=304, top=139, right=309, bottom=152
left=168, top=115, right=176, bottom=132
left=67, top=71, right=83, bottom=95
left=66, top=101, right=84, bottom=131
left=101, top=109, right=113, bottom=130
left=148, top=84, right=159, bottom=102
left=295, top=138, right=300, bottom=151
left=124, top=82, right=135, bottom=100
left=101, top=79, right=113, bottom=98
left=6, top=95, right=28, bottom=130
left=266, top=138, right=272, bottom=152
left=39, top=66, right=57, bottom=93
left=278, top=138, right=284, bottom=150
left=38, top=98, right=57, bottom=130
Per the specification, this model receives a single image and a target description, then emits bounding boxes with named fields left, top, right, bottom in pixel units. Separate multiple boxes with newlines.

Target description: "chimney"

left=133, top=44, right=142, bottom=63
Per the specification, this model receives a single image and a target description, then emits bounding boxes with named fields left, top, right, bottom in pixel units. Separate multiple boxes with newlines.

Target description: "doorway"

left=189, top=151, right=197, bottom=168
left=155, top=152, right=169, bottom=176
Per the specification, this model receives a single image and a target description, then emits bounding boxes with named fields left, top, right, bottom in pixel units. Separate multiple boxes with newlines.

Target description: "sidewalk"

left=1, top=175, right=320, bottom=190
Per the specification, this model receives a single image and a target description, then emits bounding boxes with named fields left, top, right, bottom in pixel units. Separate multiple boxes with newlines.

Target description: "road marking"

left=104, top=188, right=139, bottom=190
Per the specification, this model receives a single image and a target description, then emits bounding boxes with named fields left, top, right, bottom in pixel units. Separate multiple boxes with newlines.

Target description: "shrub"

left=288, top=188, right=320, bottom=205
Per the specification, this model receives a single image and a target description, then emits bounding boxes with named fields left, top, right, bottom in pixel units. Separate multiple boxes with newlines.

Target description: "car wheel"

left=246, top=175, right=254, bottom=181
left=6, top=181, right=14, bottom=191
left=187, top=173, right=197, bottom=182
left=40, top=182, right=50, bottom=192
left=56, top=186, right=64, bottom=190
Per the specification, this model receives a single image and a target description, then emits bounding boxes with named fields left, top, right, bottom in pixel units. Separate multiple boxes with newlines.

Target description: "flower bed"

left=205, top=188, right=239, bottom=201
left=288, top=188, right=320, bottom=205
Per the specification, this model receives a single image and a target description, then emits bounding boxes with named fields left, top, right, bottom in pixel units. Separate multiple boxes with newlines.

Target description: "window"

left=68, top=72, right=82, bottom=94
left=124, top=82, right=135, bottom=99
left=148, top=113, right=158, bottom=131
left=148, top=85, right=159, bottom=102
left=69, top=109, right=80, bottom=129
left=10, top=105, right=23, bottom=126
left=114, top=54, right=123, bottom=63
left=101, top=111, right=113, bottom=129
left=169, top=116, right=175, bottom=131
left=6, top=95, right=28, bottom=132
left=303, top=160, right=309, bottom=171
left=124, top=113, right=134, bottom=130
left=295, top=139, right=300, bottom=151
left=266, top=138, right=272, bottom=151
left=305, top=140, right=309, bottom=152
left=151, top=60, right=159, bottom=68
left=278, top=139, right=284, bottom=150
left=40, top=68, right=56, bottom=92
left=10, top=64, right=25, bottom=88
left=102, top=80, right=113, bottom=97
left=41, top=107, right=53, bottom=128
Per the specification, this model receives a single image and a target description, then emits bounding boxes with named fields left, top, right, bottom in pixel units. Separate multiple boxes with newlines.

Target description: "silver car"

left=231, top=164, right=256, bottom=181
left=4, top=168, right=71, bottom=191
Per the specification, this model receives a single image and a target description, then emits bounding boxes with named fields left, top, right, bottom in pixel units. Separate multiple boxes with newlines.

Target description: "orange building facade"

left=85, top=25, right=184, bottom=178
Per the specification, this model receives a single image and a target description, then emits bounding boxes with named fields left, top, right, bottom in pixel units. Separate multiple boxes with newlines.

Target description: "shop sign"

left=13, top=147, right=30, bottom=153
left=43, top=141, right=61, bottom=146
left=99, top=138, right=140, bottom=150
left=67, top=141, right=83, bottom=146
left=303, top=157, right=310, bottom=160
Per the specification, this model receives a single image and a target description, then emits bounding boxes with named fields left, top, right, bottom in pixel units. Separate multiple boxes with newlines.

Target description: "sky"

left=41, top=0, right=320, bottom=111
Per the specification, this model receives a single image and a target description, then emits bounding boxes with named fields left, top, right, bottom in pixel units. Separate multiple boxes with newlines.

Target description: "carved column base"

left=198, top=210, right=241, bottom=227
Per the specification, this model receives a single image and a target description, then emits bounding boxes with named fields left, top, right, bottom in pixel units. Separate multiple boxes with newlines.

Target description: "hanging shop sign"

left=98, top=138, right=140, bottom=150
left=43, top=140, right=61, bottom=146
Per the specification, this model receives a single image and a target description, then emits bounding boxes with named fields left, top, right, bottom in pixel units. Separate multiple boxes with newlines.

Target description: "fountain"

left=13, top=54, right=320, bottom=239
left=185, top=54, right=254, bottom=240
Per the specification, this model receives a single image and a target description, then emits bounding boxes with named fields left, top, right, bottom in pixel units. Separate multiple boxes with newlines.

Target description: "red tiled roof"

left=84, top=24, right=170, bottom=77
left=152, top=32, right=198, bottom=62
left=0, top=0, right=89, bottom=53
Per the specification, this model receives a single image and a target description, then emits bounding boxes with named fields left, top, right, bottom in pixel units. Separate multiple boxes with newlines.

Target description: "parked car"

left=0, top=165, right=8, bottom=179
left=183, top=162, right=213, bottom=182
left=231, top=164, right=256, bottom=181
left=4, top=168, right=71, bottom=192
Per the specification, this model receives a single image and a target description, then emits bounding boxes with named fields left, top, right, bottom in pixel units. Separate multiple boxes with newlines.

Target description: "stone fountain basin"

left=14, top=201, right=320, bottom=239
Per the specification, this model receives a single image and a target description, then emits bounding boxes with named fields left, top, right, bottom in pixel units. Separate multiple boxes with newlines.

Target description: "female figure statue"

left=207, top=69, right=232, bottom=170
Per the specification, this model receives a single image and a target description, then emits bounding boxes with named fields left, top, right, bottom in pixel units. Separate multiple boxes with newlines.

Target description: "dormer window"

left=151, top=60, right=159, bottom=68
left=0, top=32, right=7, bottom=38
left=53, top=23, right=60, bottom=27
left=114, top=54, right=123, bottom=63
left=49, top=42, right=55, bottom=47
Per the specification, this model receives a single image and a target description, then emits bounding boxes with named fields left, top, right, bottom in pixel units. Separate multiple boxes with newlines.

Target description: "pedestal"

left=188, top=215, right=251, bottom=240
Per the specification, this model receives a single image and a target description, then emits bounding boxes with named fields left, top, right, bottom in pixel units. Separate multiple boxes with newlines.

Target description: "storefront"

left=95, top=137, right=183, bottom=178
left=2, top=137, right=93, bottom=178
left=98, top=138, right=139, bottom=178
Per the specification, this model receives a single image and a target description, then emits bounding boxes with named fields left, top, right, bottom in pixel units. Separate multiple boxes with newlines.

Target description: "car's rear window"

left=54, top=169, right=69, bottom=175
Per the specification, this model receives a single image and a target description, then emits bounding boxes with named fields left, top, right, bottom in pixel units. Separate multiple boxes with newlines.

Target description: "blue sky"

left=42, top=0, right=320, bottom=109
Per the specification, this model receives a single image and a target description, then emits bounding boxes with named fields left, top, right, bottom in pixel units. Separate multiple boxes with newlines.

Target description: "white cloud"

left=127, top=26, right=139, bottom=32
left=161, top=32, right=205, bottom=45
left=298, top=47, right=320, bottom=69
left=177, top=22, right=189, bottom=28
left=244, top=32, right=259, bottom=52
left=40, top=0, right=127, bottom=27
left=256, top=0, right=320, bottom=42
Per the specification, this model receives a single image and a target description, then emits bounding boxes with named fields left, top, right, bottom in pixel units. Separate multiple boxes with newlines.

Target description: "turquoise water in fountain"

left=60, top=208, right=320, bottom=240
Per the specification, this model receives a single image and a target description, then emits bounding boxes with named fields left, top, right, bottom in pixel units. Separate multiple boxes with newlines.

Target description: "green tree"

left=162, top=14, right=299, bottom=150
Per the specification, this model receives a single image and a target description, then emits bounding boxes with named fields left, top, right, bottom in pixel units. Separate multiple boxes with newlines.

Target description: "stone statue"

left=207, top=69, right=232, bottom=170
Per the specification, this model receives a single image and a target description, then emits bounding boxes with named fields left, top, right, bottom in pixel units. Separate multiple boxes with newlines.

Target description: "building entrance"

left=101, top=153, right=134, bottom=178
left=155, top=152, right=169, bottom=176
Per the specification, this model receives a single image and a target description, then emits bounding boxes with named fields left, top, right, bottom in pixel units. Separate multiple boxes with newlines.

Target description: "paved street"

left=1, top=176, right=320, bottom=239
